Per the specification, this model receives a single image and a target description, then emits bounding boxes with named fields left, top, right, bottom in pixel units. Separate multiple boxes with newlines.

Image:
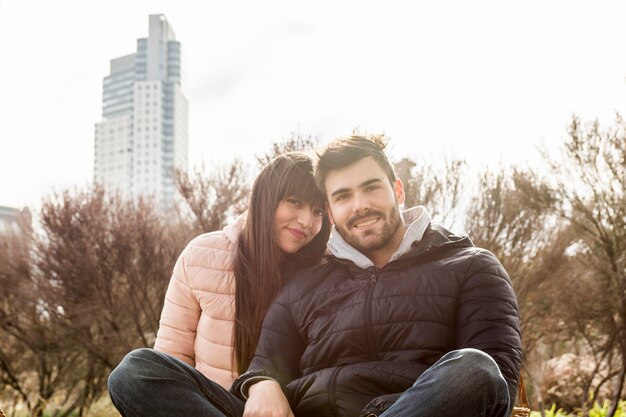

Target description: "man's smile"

left=353, top=217, right=380, bottom=229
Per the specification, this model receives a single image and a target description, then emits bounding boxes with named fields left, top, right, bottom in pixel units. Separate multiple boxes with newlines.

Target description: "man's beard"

left=336, top=207, right=403, bottom=256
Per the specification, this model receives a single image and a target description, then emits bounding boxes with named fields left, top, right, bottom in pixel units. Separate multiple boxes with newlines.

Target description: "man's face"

left=324, top=157, right=405, bottom=257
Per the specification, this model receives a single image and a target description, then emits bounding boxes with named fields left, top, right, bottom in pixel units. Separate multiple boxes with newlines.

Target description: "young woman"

left=108, top=152, right=331, bottom=414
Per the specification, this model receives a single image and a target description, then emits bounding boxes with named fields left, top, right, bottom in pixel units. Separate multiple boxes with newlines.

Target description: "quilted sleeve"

left=455, top=248, right=523, bottom=404
left=232, top=289, right=305, bottom=396
left=154, top=241, right=201, bottom=365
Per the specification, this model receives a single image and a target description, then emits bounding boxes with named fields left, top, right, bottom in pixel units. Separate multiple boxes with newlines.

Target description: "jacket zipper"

left=328, top=365, right=343, bottom=417
left=365, top=268, right=379, bottom=361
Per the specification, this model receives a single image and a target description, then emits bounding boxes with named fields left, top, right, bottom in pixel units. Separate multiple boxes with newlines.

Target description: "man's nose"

left=352, top=192, right=371, bottom=212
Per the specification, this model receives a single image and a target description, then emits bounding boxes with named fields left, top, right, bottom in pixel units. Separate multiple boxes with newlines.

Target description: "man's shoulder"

left=406, top=225, right=511, bottom=278
left=464, top=247, right=510, bottom=280
left=407, top=224, right=476, bottom=261
left=423, top=223, right=472, bottom=246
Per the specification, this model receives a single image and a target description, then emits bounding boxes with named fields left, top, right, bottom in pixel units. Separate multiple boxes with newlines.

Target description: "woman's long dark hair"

left=232, top=152, right=331, bottom=373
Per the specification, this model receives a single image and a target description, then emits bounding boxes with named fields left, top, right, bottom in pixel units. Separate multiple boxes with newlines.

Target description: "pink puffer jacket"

left=154, top=220, right=241, bottom=389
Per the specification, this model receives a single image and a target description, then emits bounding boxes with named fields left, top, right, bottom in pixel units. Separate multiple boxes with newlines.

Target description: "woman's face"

left=274, top=196, right=325, bottom=253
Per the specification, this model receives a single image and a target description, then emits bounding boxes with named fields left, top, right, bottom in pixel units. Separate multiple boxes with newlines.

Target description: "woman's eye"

left=287, top=198, right=301, bottom=207
left=313, top=208, right=325, bottom=217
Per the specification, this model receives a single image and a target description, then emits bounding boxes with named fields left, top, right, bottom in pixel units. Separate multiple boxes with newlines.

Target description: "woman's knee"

left=108, top=348, right=156, bottom=394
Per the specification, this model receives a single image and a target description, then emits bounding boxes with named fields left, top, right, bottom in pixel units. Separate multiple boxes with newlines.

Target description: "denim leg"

left=108, top=348, right=244, bottom=417
left=379, top=348, right=511, bottom=417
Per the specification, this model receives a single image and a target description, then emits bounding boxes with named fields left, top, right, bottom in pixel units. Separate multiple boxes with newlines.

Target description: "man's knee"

left=453, top=348, right=497, bottom=366
left=437, top=348, right=506, bottom=388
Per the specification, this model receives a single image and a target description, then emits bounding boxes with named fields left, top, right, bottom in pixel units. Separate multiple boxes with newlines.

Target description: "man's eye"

left=335, top=194, right=348, bottom=202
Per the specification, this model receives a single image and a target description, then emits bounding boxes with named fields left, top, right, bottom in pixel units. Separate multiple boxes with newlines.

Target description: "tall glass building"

left=94, top=14, right=188, bottom=210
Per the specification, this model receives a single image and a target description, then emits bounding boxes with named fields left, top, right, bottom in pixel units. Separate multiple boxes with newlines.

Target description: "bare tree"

left=464, top=166, right=575, bottom=412
left=30, top=187, right=187, bottom=416
left=0, top=214, right=34, bottom=412
left=255, top=131, right=320, bottom=168
left=395, top=156, right=468, bottom=229
left=175, top=159, right=249, bottom=234
left=539, top=115, right=626, bottom=417
left=555, top=255, right=623, bottom=415
left=1, top=153, right=256, bottom=415
left=0, top=209, right=82, bottom=417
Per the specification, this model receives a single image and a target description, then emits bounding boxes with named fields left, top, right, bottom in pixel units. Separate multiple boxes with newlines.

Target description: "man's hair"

left=315, top=133, right=397, bottom=193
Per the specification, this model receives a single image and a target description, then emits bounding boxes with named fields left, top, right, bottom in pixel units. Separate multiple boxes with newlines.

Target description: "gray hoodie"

left=327, top=205, right=432, bottom=269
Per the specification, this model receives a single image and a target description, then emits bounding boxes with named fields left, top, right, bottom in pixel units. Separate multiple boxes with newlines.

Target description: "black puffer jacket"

left=233, top=225, right=522, bottom=417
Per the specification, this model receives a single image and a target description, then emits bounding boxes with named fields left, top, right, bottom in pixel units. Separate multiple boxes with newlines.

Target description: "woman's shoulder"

left=180, top=224, right=240, bottom=273
left=185, top=219, right=242, bottom=255
left=188, top=230, right=236, bottom=252
left=173, top=229, right=238, bottom=293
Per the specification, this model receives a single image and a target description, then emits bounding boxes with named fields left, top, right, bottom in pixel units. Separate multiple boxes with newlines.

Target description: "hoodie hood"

left=327, top=206, right=432, bottom=269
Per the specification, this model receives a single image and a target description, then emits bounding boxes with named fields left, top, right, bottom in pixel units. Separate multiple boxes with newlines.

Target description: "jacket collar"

left=327, top=206, right=432, bottom=269
left=223, top=213, right=245, bottom=245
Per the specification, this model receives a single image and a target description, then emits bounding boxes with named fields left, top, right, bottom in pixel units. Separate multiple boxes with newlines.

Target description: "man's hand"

left=243, top=380, right=294, bottom=417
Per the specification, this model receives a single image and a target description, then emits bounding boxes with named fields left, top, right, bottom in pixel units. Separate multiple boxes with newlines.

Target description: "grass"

left=530, top=401, right=626, bottom=417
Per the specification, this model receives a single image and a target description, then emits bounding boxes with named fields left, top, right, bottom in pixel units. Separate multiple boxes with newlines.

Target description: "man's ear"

left=325, top=202, right=335, bottom=225
left=394, top=178, right=405, bottom=205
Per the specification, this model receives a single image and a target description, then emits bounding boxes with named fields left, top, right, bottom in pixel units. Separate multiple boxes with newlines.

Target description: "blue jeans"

left=376, top=349, right=512, bottom=417
left=108, top=348, right=511, bottom=417
left=108, top=348, right=244, bottom=417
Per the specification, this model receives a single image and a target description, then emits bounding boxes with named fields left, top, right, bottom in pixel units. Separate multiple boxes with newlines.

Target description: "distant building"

left=94, top=14, right=188, bottom=210
left=0, top=206, right=31, bottom=233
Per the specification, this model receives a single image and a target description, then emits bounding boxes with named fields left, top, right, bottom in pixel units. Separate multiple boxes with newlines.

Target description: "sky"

left=2, top=1, right=626, bottom=209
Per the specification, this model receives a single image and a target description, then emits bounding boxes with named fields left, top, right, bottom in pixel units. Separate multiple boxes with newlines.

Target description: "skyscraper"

left=94, top=14, right=188, bottom=210
left=0, top=205, right=31, bottom=233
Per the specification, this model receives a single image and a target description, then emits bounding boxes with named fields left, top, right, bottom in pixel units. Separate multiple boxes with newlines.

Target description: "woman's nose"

left=297, top=208, right=313, bottom=227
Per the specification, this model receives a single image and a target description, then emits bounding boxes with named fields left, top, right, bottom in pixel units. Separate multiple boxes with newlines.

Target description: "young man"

left=233, top=134, right=522, bottom=417
left=109, top=134, right=522, bottom=417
